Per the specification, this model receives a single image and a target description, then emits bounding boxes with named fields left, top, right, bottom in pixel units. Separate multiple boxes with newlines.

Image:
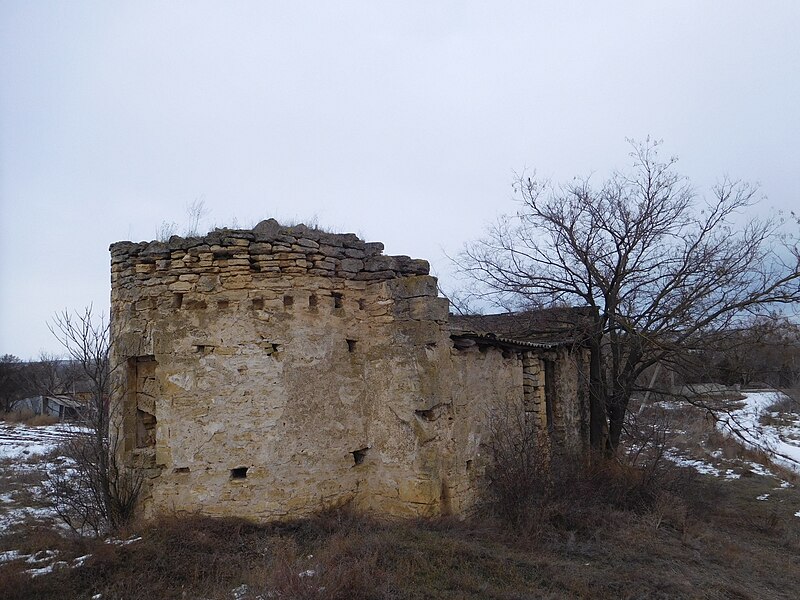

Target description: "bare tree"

left=0, top=354, right=27, bottom=413
left=47, top=306, right=141, bottom=534
left=459, top=139, right=800, bottom=452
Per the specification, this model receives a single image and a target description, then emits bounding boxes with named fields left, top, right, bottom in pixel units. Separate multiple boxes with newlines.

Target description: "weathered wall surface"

left=110, top=219, right=587, bottom=520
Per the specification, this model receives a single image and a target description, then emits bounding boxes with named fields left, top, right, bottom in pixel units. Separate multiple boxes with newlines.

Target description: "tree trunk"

left=606, top=391, right=627, bottom=452
left=588, top=341, right=608, bottom=451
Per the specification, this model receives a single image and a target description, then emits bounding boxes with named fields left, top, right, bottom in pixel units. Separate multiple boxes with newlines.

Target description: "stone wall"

left=110, top=220, right=588, bottom=520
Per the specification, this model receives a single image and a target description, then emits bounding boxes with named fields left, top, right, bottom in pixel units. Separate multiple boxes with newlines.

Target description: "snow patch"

left=716, top=391, right=800, bottom=474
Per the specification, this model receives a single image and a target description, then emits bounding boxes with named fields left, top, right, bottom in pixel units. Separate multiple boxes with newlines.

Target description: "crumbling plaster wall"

left=110, top=219, right=585, bottom=521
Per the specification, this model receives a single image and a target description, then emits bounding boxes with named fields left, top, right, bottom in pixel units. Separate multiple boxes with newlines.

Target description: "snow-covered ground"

left=716, top=390, right=800, bottom=474
left=3, top=397, right=800, bottom=582
left=655, top=389, right=800, bottom=521
left=0, top=421, right=88, bottom=460
left=0, top=420, right=87, bottom=532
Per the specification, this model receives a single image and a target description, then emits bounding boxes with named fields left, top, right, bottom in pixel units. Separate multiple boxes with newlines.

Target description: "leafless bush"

left=48, top=430, right=142, bottom=536
left=24, top=414, right=59, bottom=427
left=483, top=405, right=550, bottom=528
left=624, top=404, right=673, bottom=469
left=485, top=401, right=696, bottom=536
left=1, top=409, right=36, bottom=423
left=769, top=388, right=800, bottom=414
left=46, top=307, right=142, bottom=535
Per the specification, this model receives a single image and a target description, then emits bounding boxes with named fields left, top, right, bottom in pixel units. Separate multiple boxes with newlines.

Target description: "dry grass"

left=1, top=462, right=798, bottom=599
left=1, top=411, right=60, bottom=426
left=2, top=402, right=799, bottom=598
left=0, top=479, right=800, bottom=600
left=1, top=410, right=36, bottom=423
left=26, top=414, right=60, bottom=427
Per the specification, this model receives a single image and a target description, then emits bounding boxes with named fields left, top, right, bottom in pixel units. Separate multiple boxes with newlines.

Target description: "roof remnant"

left=449, top=307, right=596, bottom=349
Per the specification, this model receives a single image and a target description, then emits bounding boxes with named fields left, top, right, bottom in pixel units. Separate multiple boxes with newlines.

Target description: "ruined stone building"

left=110, top=220, right=591, bottom=521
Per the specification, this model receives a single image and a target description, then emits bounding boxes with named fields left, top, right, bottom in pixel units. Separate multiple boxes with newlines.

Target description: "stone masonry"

left=109, top=219, right=590, bottom=521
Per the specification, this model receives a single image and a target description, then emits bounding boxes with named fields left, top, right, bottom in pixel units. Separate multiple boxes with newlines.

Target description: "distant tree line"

left=0, top=353, right=86, bottom=414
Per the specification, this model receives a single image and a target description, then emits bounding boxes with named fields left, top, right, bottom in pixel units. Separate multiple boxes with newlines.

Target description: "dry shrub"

left=25, top=414, right=60, bottom=427
left=1, top=411, right=61, bottom=426
left=3, top=495, right=800, bottom=600
left=2, top=410, right=35, bottom=423
left=47, top=431, right=142, bottom=536
left=484, top=403, right=704, bottom=539
left=767, top=391, right=800, bottom=413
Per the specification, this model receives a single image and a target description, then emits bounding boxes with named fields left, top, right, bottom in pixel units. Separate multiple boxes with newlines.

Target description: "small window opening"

left=466, top=460, right=473, bottom=472
left=308, top=294, right=318, bottom=308
left=351, top=447, right=369, bottom=466
left=173, top=467, right=190, bottom=474
left=346, top=339, right=357, bottom=353
left=230, top=467, right=248, bottom=479
left=174, top=293, right=184, bottom=309
left=251, top=298, right=264, bottom=310
left=217, top=300, right=229, bottom=310
left=186, top=299, right=207, bottom=310
left=415, top=408, right=436, bottom=422
left=358, top=299, right=366, bottom=310
left=283, top=295, right=294, bottom=308
left=332, top=292, right=343, bottom=308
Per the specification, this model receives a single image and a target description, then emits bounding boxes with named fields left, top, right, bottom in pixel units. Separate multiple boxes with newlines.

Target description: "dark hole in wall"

left=126, top=356, right=158, bottom=455
left=415, top=408, right=436, bottom=422
left=217, top=300, right=229, bottom=310
left=173, top=467, right=190, bottom=474
left=135, top=407, right=157, bottom=449
left=230, top=467, right=248, bottom=479
left=174, top=293, right=184, bottom=309
left=466, top=460, right=473, bottom=472
left=452, top=338, right=476, bottom=351
left=186, top=299, right=207, bottom=310
left=309, top=294, right=318, bottom=308
left=332, top=292, right=343, bottom=309
left=252, top=298, right=264, bottom=310
left=346, top=339, right=357, bottom=353
left=358, top=299, right=366, bottom=310
left=284, top=295, right=294, bottom=308
left=440, top=479, right=453, bottom=516
left=351, top=447, right=369, bottom=466
left=544, top=359, right=556, bottom=432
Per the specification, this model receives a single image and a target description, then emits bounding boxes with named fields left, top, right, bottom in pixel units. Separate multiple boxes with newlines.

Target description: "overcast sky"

left=1, top=1, right=798, bottom=359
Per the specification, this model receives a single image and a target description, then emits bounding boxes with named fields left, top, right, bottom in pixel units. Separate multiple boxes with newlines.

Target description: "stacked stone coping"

left=110, top=218, right=431, bottom=284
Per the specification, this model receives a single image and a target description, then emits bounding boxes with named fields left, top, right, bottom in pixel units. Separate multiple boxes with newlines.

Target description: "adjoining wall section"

left=110, top=219, right=588, bottom=521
